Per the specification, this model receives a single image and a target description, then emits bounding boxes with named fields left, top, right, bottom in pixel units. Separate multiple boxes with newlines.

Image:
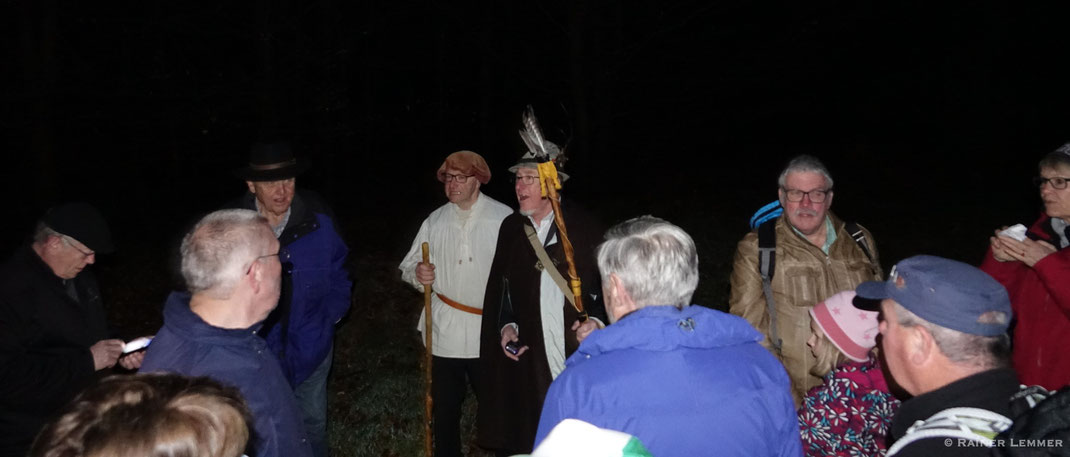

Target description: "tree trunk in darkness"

left=567, top=0, right=591, bottom=173
left=20, top=0, right=58, bottom=204
left=257, top=0, right=279, bottom=137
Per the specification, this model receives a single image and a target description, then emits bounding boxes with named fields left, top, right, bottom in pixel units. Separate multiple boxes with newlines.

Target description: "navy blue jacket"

left=536, top=305, right=802, bottom=457
left=140, top=292, right=313, bottom=457
left=230, top=190, right=352, bottom=386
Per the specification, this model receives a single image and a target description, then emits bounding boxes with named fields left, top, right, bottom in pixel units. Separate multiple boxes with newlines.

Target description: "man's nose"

left=85, top=254, right=96, bottom=265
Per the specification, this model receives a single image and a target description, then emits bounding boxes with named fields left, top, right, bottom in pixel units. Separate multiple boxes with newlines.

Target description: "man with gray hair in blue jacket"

left=141, top=209, right=313, bottom=457
left=535, top=216, right=801, bottom=457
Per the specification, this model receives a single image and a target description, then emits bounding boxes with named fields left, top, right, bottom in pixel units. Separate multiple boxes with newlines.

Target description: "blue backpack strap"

left=750, top=200, right=783, bottom=230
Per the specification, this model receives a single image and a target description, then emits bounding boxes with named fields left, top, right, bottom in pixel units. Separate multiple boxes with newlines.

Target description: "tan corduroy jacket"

left=729, top=212, right=882, bottom=404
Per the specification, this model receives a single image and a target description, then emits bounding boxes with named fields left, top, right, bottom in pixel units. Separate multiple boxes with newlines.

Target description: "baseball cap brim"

left=851, top=280, right=887, bottom=311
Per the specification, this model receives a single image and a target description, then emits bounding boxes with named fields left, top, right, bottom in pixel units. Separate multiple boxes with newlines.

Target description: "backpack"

left=887, top=385, right=1070, bottom=457
left=994, top=386, right=1070, bottom=456
left=749, top=200, right=878, bottom=356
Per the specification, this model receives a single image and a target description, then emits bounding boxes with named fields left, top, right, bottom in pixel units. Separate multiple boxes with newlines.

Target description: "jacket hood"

left=570, top=305, right=762, bottom=363
left=162, top=292, right=264, bottom=346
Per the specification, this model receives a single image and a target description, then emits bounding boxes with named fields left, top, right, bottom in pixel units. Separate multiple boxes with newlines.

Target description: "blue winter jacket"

left=535, top=305, right=802, bottom=457
left=232, top=190, right=352, bottom=386
left=140, top=292, right=313, bottom=457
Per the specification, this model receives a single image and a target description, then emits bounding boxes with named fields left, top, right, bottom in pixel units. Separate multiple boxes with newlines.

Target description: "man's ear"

left=246, top=181, right=257, bottom=194
left=247, top=260, right=263, bottom=293
left=908, top=325, right=934, bottom=366
left=608, top=274, right=636, bottom=315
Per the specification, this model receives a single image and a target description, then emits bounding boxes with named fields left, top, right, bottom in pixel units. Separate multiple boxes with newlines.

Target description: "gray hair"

left=893, top=302, right=1010, bottom=370
left=596, top=216, right=699, bottom=309
left=32, top=223, right=63, bottom=244
left=777, top=154, right=834, bottom=190
left=180, top=209, right=272, bottom=298
left=1039, top=142, right=1070, bottom=170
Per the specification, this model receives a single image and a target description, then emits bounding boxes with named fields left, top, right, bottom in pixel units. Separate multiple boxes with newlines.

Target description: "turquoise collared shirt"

left=790, top=216, right=836, bottom=254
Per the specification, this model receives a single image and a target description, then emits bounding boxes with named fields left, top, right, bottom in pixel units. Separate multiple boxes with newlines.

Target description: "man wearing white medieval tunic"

left=399, top=150, right=512, bottom=457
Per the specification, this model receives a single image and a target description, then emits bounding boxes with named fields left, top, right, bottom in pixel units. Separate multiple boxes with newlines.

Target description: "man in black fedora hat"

left=229, top=142, right=352, bottom=457
left=0, top=202, right=146, bottom=457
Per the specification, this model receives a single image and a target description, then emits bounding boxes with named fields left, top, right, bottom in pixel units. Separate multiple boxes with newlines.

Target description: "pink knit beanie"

left=809, top=291, right=879, bottom=362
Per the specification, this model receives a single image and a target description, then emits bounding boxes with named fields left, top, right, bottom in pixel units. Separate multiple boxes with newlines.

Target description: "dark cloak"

left=476, top=200, right=606, bottom=453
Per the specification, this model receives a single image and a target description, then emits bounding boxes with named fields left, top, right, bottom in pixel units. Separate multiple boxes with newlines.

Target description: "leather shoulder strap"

left=524, top=224, right=577, bottom=307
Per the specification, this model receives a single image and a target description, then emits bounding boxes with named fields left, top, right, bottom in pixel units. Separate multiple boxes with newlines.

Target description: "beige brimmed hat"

left=507, top=141, right=570, bottom=182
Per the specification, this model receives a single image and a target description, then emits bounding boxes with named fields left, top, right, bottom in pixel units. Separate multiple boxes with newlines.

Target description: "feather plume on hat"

left=509, top=106, right=570, bottom=182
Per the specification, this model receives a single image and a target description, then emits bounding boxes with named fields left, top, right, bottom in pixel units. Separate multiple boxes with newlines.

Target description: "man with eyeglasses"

left=729, top=154, right=882, bottom=403
left=140, top=209, right=313, bottom=457
left=983, top=142, right=1070, bottom=390
left=0, top=202, right=144, bottom=457
left=399, top=150, right=512, bottom=457
left=226, top=142, right=351, bottom=457
left=477, top=143, right=607, bottom=456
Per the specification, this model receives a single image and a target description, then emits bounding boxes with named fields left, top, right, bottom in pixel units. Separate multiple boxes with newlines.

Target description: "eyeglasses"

left=782, top=188, right=831, bottom=203
left=443, top=174, right=474, bottom=183
left=247, top=247, right=292, bottom=275
left=511, top=175, right=540, bottom=185
left=63, top=236, right=95, bottom=259
left=1034, top=176, right=1070, bottom=190
left=256, top=247, right=291, bottom=263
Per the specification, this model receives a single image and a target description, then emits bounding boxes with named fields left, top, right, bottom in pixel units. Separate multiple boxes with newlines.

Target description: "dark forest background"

left=5, top=0, right=1070, bottom=308
left=6, top=1, right=1070, bottom=454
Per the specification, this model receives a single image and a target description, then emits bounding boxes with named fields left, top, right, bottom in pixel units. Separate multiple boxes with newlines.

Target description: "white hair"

left=596, top=216, right=698, bottom=309
left=180, top=209, right=272, bottom=298
left=777, top=154, right=834, bottom=190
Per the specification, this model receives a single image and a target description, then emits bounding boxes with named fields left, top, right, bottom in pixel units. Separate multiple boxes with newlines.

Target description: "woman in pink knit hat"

left=797, top=290, right=901, bottom=457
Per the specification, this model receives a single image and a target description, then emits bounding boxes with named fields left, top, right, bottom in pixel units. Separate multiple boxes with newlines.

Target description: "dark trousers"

left=432, top=356, right=480, bottom=457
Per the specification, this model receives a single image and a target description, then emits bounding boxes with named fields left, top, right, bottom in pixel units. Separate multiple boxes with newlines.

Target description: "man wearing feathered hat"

left=399, top=150, right=512, bottom=457
left=0, top=202, right=145, bottom=457
left=228, top=142, right=352, bottom=457
left=477, top=118, right=608, bottom=456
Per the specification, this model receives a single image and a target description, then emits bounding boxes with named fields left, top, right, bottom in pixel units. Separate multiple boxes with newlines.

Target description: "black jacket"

left=0, top=246, right=110, bottom=457
left=477, top=201, right=607, bottom=454
left=890, top=368, right=1020, bottom=457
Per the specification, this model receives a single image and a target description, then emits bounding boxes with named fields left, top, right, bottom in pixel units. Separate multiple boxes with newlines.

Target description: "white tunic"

left=529, top=211, right=568, bottom=379
left=399, top=192, right=512, bottom=358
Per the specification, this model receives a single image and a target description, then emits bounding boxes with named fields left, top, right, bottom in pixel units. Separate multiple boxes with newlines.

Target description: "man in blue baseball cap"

left=852, top=255, right=1017, bottom=456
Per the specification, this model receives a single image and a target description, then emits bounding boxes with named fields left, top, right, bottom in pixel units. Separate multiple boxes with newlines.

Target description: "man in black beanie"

left=0, top=202, right=142, bottom=457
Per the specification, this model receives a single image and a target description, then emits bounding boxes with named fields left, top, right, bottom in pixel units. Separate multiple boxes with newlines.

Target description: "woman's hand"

left=990, top=227, right=1018, bottom=263
left=994, top=231, right=1057, bottom=268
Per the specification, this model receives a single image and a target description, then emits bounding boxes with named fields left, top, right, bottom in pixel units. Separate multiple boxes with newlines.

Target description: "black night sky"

left=5, top=1, right=1070, bottom=285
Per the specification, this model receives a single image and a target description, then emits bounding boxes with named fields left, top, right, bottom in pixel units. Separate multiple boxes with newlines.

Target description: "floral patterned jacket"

left=798, top=357, right=900, bottom=456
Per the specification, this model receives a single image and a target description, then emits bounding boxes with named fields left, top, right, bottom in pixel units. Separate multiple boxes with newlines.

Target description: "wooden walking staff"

left=537, top=160, right=585, bottom=317
left=421, top=242, right=433, bottom=457
left=520, top=106, right=586, bottom=318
